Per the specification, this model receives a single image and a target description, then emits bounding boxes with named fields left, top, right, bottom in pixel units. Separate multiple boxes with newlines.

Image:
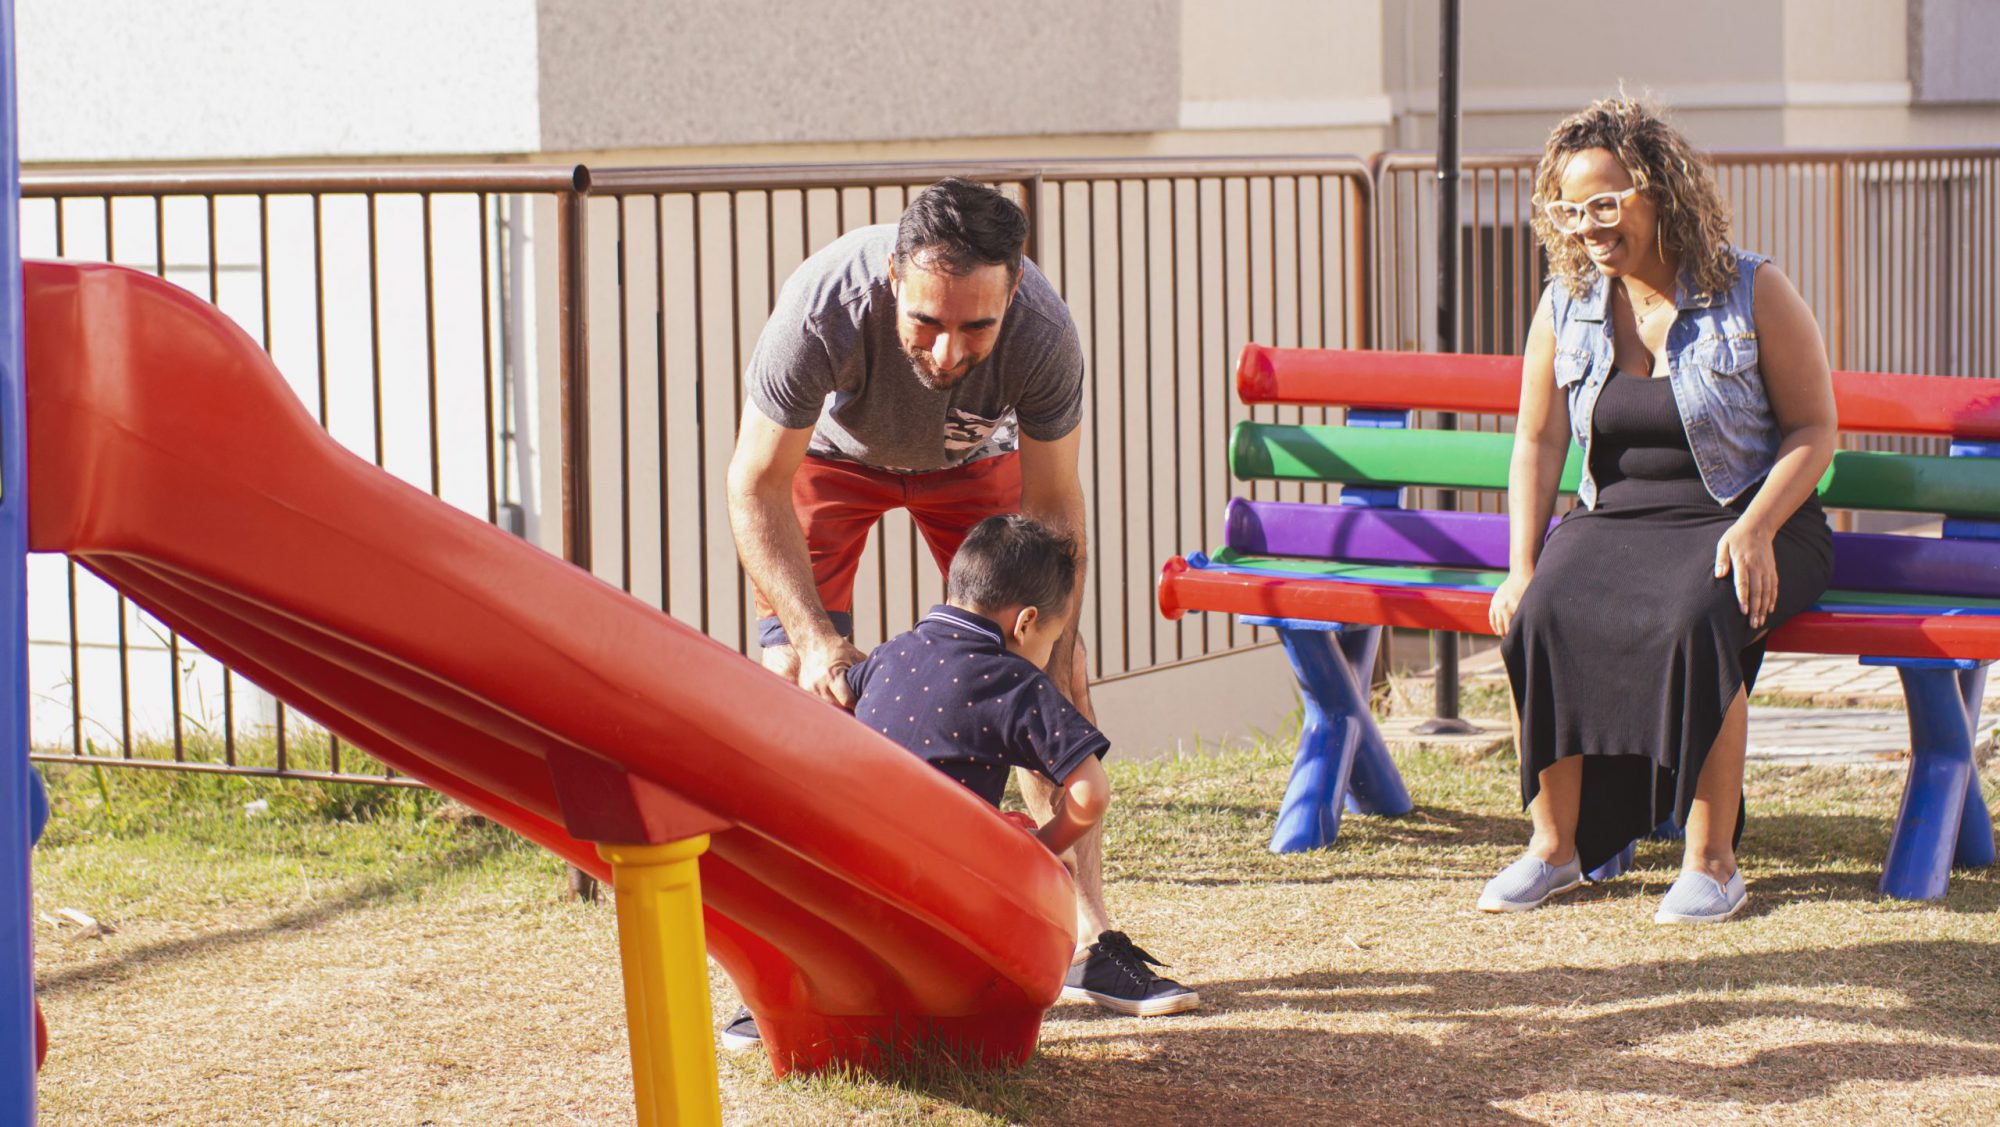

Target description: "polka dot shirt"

left=845, top=605, right=1110, bottom=807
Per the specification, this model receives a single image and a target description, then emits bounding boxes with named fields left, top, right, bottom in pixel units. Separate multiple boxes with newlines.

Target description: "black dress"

left=1501, top=370, right=1833, bottom=871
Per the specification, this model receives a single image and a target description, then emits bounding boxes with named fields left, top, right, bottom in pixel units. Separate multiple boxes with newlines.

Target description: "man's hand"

left=1000, top=810, right=1040, bottom=833
left=796, top=636, right=865, bottom=709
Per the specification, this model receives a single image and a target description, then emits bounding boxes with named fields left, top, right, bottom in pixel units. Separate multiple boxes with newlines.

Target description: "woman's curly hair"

left=1532, top=98, right=1736, bottom=300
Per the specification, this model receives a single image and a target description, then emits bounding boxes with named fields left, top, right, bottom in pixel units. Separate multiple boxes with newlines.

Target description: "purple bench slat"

left=1224, top=498, right=2000, bottom=600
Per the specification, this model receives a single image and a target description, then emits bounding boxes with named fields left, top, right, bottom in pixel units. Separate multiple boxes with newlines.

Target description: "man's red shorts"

left=755, top=452, right=1023, bottom=648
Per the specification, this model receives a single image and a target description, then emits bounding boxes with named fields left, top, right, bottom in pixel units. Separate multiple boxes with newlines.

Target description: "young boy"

left=844, top=513, right=1111, bottom=857
left=720, top=515, right=1192, bottom=1049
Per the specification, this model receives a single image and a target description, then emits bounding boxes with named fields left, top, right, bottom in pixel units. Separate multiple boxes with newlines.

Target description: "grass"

left=26, top=727, right=2000, bottom=1125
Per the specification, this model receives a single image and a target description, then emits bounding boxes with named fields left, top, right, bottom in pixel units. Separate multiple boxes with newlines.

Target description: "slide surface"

left=23, top=261, right=1075, bottom=1073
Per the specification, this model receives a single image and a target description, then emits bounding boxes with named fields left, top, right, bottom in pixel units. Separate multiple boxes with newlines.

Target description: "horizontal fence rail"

left=18, top=145, right=1998, bottom=784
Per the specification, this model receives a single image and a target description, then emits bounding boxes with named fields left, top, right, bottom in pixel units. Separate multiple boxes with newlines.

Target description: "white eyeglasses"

left=1540, top=186, right=1642, bottom=234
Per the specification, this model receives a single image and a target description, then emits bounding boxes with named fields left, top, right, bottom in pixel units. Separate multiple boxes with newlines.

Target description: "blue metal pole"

left=0, top=0, right=37, bottom=1118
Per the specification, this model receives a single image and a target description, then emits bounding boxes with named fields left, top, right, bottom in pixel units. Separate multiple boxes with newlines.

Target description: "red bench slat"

left=1236, top=345, right=2000, bottom=440
left=1157, top=556, right=2000, bottom=662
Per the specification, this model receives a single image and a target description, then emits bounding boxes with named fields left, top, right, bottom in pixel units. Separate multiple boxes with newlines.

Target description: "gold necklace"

left=1628, top=284, right=1672, bottom=326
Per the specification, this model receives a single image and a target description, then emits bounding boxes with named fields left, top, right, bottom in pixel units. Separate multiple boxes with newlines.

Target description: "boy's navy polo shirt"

left=845, top=605, right=1109, bottom=806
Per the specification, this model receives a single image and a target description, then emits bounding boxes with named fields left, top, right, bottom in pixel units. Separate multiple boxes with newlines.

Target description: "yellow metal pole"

left=597, top=836, right=722, bottom=1127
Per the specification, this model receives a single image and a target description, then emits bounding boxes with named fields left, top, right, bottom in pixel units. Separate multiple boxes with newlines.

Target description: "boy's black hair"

left=946, top=514, right=1078, bottom=616
left=895, top=178, right=1028, bottom=283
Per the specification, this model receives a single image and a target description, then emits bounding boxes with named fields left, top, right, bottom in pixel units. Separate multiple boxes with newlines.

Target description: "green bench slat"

left=1816, top=448, right=2000, bottom=517
left=1208, top=550, right=1501, bottom=587
left=1231, top=422, right=2000, bottom=518
left=1231, top=424, right=1580, bottom=492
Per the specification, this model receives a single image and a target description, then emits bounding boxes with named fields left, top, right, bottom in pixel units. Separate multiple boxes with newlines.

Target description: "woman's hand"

left=1488, top=569, right=1534, bottom=636
left=1714, top=519, right=1778, bottom=630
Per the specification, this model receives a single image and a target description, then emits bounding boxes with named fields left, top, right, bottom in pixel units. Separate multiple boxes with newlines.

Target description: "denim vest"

left=1549, top=247, right=1777, bottom=508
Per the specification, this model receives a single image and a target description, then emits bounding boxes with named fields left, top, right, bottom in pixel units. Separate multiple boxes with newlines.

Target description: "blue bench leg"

left=1588, top=842, right=1636, bottom=883
left=1880, top=665, right=1987, bottom=900
left=1336, top=627, right=1412, bottom=817
left=1269, top=626, right=1412, bottom=854
left=1587, top=818, right=1682, bottom=882
left=1953, top=665, right=1994, bottom=870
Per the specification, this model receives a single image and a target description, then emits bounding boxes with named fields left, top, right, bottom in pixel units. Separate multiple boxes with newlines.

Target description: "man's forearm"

left=728, top=487, right=839, bottom=650
left=1023, top=490, right=1089, bottom=699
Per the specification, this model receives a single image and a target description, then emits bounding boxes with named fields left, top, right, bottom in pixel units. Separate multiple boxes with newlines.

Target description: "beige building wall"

left=1379, top=0, right=2000, bottom=154
left=535, top=0, right=1179, bottom=151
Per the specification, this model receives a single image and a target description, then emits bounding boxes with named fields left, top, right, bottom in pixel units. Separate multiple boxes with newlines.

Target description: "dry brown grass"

left=28, top=738, right=2000, bottom=1125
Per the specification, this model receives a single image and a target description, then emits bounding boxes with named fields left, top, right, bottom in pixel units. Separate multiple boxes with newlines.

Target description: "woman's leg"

left=1479, top=702, right=1586, bottom=910
left=1680, top=687, right=1748, bottom=881
left=1509, top=688, right=1582, bottom=864
left=1526, top=755, right=1583, bottom=865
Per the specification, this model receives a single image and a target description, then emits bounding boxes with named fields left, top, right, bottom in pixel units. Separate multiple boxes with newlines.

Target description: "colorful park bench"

left=1157, top=344, right=2000, bottom=901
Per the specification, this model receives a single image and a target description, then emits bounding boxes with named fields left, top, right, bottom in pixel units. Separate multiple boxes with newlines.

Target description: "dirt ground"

left=27, top=746, right=2000, bottom=1125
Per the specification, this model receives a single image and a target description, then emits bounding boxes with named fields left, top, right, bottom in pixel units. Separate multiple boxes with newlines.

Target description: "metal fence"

left=21, top=166, right=588, bottom=783
left=21, top=145, right=1999, bottom=783
left=1373, top=145, right=2000, bottom=670
left=1377, top=146, right=2000, bottom=430
left=574, top=158, right=1373, bottom=685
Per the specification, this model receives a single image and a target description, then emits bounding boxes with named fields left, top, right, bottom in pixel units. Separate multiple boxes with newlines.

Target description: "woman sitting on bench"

left=1483, top=97, right=1837, bottom=924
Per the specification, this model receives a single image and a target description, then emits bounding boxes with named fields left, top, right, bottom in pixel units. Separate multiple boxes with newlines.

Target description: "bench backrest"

left=1222, top=346, right=2000, bottom=604
left=1230, top=346, right=2000, bottom=520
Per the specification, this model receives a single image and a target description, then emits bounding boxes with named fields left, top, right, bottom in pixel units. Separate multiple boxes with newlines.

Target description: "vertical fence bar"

left=655, top=193, right=673, bottom=612
left=727, top=192, right=748, bottom=650
left=560, top=180, right=593, bottom=574
left=481, top=194, right=500, bottom=526
left=615, top=196, right=633, bottom=592
left=422, top=193, right=443, bottom=498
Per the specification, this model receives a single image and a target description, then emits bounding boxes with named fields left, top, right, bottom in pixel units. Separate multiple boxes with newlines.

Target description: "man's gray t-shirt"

left=745, top=225, right=1085, bottom=474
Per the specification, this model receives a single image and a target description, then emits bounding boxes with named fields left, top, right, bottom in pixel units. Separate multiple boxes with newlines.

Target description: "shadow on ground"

left=35, top=836, right=510, bottom=997
left=1026, top=938, right=2000, bottom=1125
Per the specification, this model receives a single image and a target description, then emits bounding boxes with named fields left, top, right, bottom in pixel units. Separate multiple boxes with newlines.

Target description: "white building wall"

left=18, top=0, right=542, bottom=161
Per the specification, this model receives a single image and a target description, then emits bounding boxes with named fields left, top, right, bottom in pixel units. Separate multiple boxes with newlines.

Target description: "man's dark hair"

left=947, top=514, right=1078, bottom=616
left=895, top=178, right=1028, bottom=283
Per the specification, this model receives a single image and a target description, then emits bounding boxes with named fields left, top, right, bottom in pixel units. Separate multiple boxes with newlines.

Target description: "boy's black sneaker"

left=1061, top=930, right=1201, bottom=1016
left=719, top=1006, right=761, bottom=1051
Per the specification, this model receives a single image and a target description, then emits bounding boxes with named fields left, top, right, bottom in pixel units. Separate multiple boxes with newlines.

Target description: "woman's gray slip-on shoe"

left=1653, top=869, right=1748, bottom=924
left=1477, top=852, right=1584, bottom=913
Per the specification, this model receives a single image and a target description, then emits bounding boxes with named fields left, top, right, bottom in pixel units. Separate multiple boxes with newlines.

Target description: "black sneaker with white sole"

left=1061, top=930, right=1201, bottom=1016
left=719, top=1005, right=761, bottom=1051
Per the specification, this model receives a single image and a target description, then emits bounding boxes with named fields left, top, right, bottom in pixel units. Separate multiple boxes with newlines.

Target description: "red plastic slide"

left=23, top=261, right=1075, bottom=1073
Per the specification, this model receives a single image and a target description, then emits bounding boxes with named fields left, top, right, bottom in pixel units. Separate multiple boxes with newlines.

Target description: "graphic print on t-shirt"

left=944, top=407, right=1016, bottom=463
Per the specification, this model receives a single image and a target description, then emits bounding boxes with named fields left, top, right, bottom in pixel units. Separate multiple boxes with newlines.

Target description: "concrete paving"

left=1383, top=649, right=1995, bottom=768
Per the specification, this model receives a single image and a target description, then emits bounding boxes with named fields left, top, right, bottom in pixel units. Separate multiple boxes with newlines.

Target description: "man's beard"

left=907, top=348, right=979, bottom=391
